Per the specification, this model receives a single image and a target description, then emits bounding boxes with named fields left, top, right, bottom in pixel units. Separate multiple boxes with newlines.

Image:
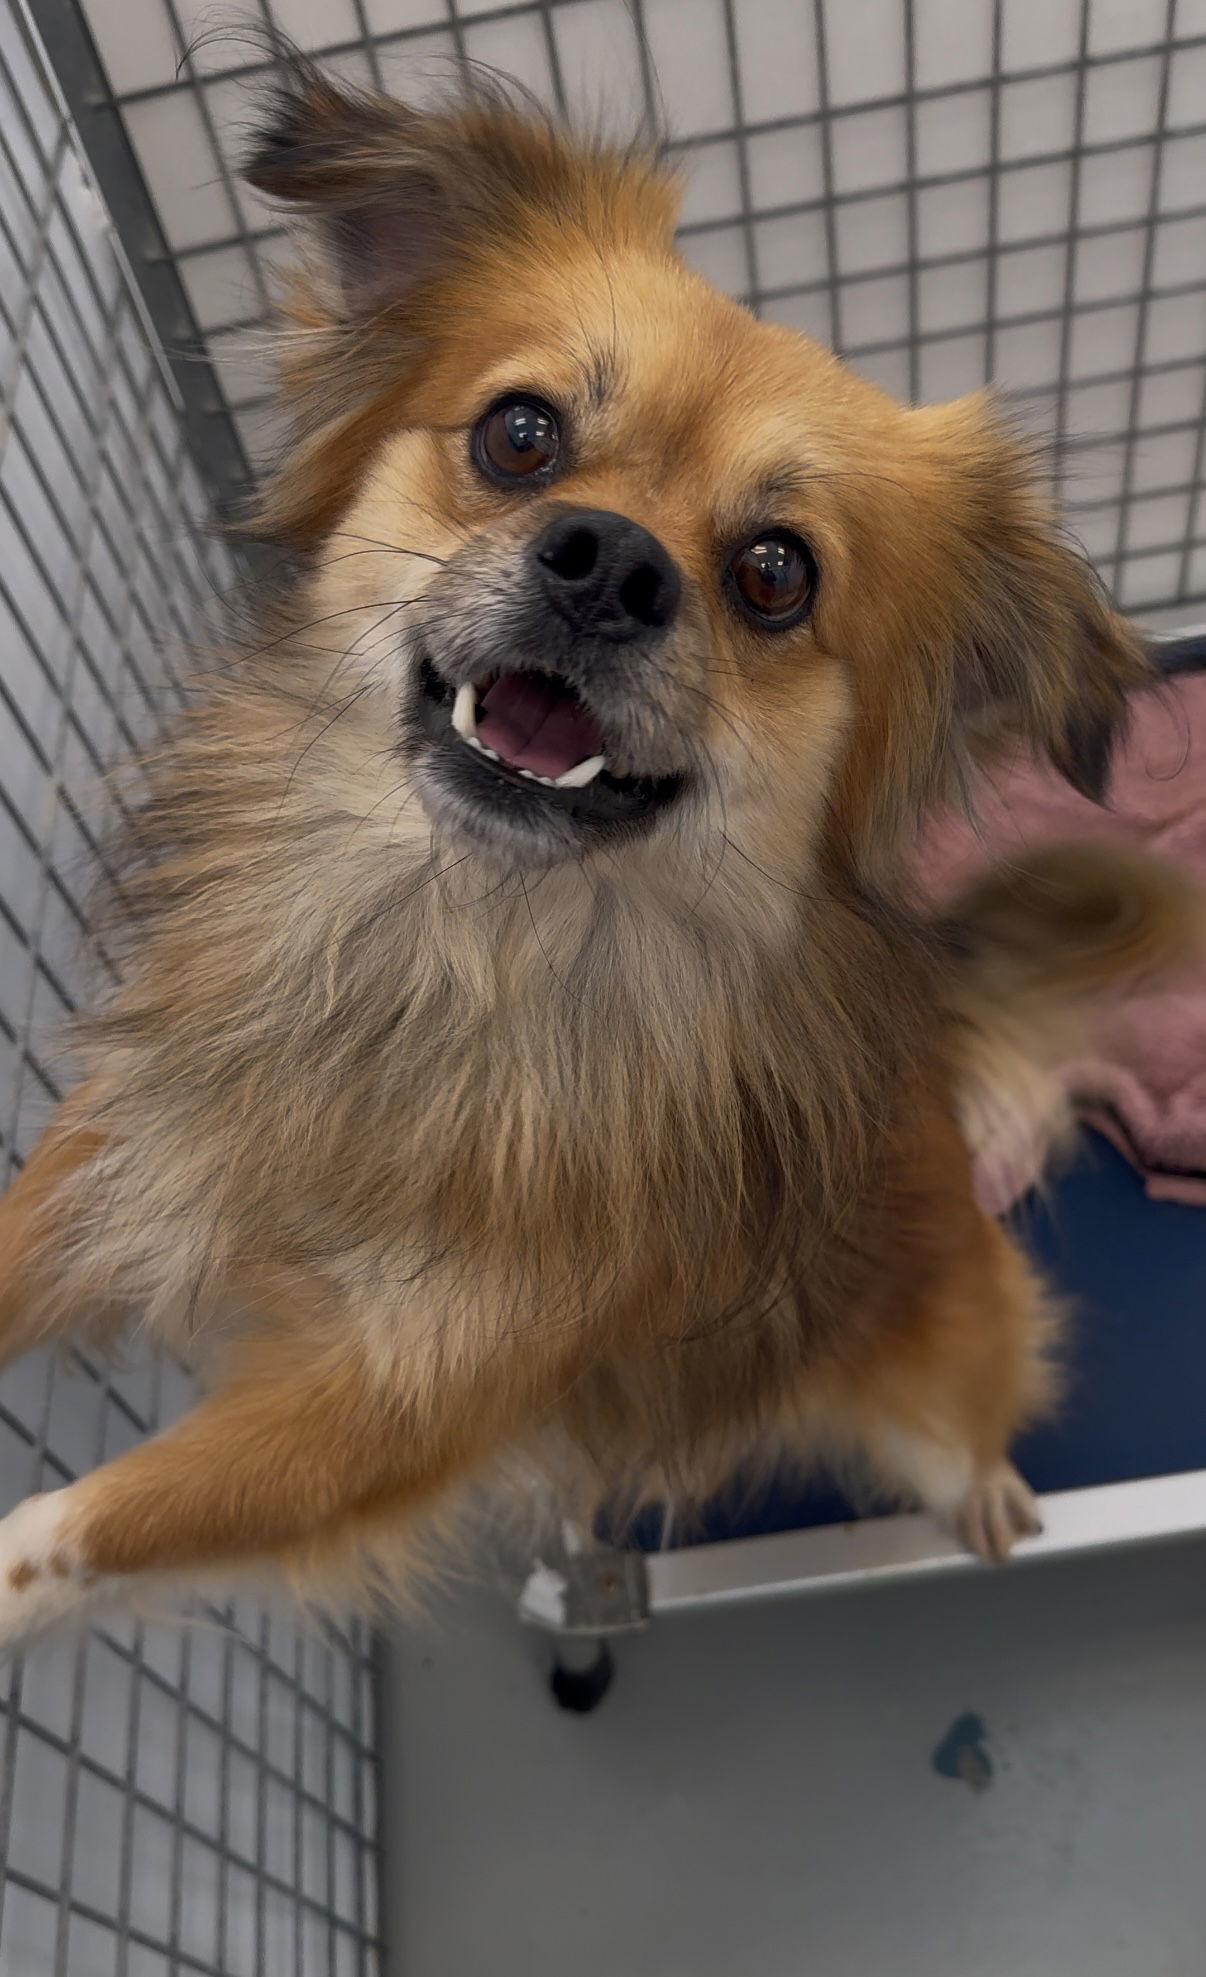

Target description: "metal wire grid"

left=47, top=0, right=1206, bottom=623
left=0, top=2, right=381, bottom=1970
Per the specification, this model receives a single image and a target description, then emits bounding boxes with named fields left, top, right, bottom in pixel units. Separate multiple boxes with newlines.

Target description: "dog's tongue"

left=476, top=672, right=604, bottom=780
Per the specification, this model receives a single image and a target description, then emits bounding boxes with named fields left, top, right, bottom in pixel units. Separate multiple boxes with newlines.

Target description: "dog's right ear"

left=242, top=59, right=677, bottom=544
left=245, top=62, right=468, bottom=319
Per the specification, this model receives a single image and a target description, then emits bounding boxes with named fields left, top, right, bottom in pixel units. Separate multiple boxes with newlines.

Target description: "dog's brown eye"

left=475, top=398, right=561, bottom=483
left=729, top=532, right=816, bottom=628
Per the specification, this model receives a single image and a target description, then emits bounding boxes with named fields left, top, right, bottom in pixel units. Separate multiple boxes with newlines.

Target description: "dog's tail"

left=937, top=843, right=1206, bottom=1202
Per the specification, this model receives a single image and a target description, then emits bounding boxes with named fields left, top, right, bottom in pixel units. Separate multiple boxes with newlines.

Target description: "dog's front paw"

left=955, top=1462, right=1043, bottom=1564
left=0, top=1491, right=97, bottom=1654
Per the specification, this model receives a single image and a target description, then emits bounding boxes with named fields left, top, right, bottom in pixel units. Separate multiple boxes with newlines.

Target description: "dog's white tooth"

left=452, top=682, right=478, bottom=741
left=480, top=745, right=499, bottom=761
left=465, top=734, right=484, bottom=754
left=553, top=754, right=607, bottom=790
left=518, top=768, right=537, bottom=780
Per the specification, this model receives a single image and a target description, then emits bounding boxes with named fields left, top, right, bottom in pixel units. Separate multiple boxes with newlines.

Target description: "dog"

left=0, top=58, right=1199, bottom=1645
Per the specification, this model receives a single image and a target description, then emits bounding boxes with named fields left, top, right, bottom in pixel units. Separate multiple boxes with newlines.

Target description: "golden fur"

left=0, top=61, right=1200, bottom=1637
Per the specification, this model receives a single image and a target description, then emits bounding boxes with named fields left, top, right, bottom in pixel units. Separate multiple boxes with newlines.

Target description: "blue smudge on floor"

left=932, top=1712, right=994, bottom=1793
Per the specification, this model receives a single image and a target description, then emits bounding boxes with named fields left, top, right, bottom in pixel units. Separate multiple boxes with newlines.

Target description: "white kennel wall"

left=0, top=3, right=381, bottom=1971
left=57, top=0, right=1206, bottom=622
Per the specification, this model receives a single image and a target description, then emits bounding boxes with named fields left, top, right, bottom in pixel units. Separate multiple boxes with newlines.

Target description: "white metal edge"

left=645, top=1471, right=1206, bottom=1615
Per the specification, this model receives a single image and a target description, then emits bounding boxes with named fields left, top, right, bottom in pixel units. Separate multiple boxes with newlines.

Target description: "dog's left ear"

left=912, top=394, right=1151, bottom=803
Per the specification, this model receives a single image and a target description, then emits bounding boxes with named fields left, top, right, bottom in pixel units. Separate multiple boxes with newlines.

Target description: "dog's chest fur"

left=79, top=683, right=940, bottom=1374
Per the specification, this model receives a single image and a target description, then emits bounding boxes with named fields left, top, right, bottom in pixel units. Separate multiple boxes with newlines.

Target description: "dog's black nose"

left=533, top=508, right=680, bottom=640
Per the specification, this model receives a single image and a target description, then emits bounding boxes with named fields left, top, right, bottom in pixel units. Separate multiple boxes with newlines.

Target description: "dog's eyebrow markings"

left=721, top=465, right=816, bottom=544
left=751, top=464, right=814, bottom=511
left=582, top=346, right=620, bottom=410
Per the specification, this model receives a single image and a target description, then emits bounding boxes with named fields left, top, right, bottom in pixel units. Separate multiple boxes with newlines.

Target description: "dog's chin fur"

left=411, top=758, right=586, bottom=865
left=0, top=58, right=1202, bottom=1639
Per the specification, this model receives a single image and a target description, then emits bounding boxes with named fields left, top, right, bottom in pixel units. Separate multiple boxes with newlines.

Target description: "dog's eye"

left=729, top=532, right=816, bottom=628
left=474, top=397, right=561, bottom=483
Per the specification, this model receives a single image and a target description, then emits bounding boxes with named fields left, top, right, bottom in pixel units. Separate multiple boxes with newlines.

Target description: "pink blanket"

left=917, top=674, right=1206, bottom=1207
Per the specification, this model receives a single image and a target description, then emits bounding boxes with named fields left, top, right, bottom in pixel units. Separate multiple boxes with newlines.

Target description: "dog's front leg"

left=0, top=1274, right=539, bottom=1650
left=0, top=1085, right=108, bottom=1365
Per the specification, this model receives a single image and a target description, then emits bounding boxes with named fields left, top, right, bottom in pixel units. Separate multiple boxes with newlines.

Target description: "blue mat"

left=631, top=1132, right=1206, bottom=1551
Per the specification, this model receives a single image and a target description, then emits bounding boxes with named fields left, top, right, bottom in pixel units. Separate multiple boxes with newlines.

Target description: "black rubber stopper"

left=549, top=1642, right=615, bottom=1713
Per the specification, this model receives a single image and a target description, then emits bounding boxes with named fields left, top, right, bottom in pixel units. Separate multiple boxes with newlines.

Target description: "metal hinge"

left=518, top=1535, right=649, bottom=1638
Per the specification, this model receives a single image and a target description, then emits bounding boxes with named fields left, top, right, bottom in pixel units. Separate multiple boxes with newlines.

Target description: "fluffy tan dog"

left=0, top=61, right=1198, bottom=1643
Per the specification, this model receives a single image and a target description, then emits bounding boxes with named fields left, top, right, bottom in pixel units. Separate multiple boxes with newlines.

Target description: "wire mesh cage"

left=3, top=1, right=1206, bottom=1972
left=0, top=4, right=380, bottom=1972
left=47, top=0, right=1206, bottom=626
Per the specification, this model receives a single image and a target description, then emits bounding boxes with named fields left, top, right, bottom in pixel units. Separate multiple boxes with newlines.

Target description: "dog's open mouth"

left=414, top=653, right=684, bottom=843
left=452, top=668, right=607, bottom=789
